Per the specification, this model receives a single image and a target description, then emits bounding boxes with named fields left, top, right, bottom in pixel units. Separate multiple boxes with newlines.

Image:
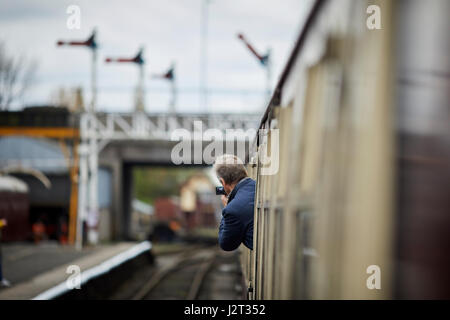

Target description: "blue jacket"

left=218, top=178, right=255, bottom=251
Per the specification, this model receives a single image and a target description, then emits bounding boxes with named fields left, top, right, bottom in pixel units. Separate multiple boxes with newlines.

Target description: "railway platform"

left=0, top=241, right=151, bottom=300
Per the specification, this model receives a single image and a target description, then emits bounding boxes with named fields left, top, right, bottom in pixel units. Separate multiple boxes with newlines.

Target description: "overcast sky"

left=0, top=0, right=313, bottom=113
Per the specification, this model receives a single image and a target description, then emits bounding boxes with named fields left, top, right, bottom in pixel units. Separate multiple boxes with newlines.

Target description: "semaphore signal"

left=105, top=47, right=146, bottom=112
left=56, top=28, right=98, bottom=112
left=237, top=32, right=272, bottom=103
left=151, top=63, right=176, bottom=114
left=55, top=28, right=99, bottom=249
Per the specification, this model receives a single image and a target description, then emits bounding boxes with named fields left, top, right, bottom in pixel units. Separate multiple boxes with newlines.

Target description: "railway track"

left=132, top=246, right=218, bottom=300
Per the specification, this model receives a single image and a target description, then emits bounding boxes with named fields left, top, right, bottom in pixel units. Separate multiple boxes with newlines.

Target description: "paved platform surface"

left=0, top=241, right=141, bottom=300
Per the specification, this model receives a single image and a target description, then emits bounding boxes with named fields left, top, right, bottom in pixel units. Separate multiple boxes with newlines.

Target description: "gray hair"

left=213, top=154, right=248, bottom=185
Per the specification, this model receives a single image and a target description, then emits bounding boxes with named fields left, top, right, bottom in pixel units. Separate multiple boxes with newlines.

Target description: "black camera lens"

left=215, top=186, right=226, bottom=195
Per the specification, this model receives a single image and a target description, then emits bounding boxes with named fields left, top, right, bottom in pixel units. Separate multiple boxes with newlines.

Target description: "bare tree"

left=0, top=42, right=38, bottom=110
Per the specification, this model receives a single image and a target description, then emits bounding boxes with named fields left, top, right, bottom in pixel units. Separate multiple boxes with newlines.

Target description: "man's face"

left=219, top=178, right=233, bottom=195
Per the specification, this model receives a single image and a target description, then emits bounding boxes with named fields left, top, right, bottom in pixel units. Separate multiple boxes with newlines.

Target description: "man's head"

left=213, top=154, right=248, bottom=195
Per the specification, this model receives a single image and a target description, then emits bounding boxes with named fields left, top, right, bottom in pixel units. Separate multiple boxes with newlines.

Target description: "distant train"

left=241, top=0, right=450, bottom=299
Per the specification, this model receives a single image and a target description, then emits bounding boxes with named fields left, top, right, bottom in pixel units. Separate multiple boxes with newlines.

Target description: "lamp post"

left=201, top=0, right=213, bottom=113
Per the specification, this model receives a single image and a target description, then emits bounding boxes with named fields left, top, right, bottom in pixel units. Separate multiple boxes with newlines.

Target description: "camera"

left=215, top=186, right=226, bottom=195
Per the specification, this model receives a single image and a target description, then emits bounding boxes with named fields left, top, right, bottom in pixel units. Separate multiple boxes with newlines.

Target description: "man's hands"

left=221, top=195, right=228, bottom=207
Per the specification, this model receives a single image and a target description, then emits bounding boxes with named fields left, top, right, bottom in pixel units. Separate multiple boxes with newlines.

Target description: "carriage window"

left=294, top=210, right=314, bottom=299
left=273, top=207, right=283, bottom=298
left=257, top=206, right=269, bottom=298
left=262, top=207, right=270, bottom=297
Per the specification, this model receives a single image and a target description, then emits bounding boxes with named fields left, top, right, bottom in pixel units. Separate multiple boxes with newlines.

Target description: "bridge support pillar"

left=100, top=157, right=124, bottom=241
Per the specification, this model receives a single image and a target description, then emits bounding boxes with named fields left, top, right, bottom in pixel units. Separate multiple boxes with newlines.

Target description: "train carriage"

left=242, top=0, right=450, bottom=299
